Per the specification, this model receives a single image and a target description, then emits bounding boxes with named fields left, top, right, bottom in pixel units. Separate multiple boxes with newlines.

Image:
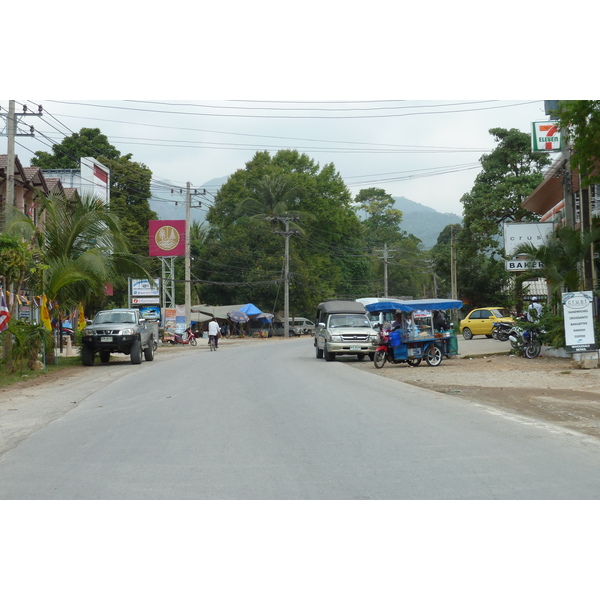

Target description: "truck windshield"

left=95, top=313, right=136, bottom=324
left=328, top=315, right=371, bottom=328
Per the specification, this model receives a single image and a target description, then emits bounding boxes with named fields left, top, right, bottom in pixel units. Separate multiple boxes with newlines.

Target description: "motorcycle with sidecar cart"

left=364, top=298, right=462, bottom=368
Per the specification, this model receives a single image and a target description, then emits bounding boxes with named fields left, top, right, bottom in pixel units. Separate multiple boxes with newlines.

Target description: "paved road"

left=1, top=338, right=599, bottom=499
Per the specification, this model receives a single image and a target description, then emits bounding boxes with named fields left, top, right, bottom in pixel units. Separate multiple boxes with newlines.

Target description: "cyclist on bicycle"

left=208, top=317, right=220, bottom=349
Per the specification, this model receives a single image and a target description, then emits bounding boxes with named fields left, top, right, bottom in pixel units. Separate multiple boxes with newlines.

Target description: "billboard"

left=503, top=222, right=554, bottom=257
left=131, top=278, right=160, bottom=296
left=80, top=157, right=110, bottom=203
left=149, top=220, right=186, bottom=256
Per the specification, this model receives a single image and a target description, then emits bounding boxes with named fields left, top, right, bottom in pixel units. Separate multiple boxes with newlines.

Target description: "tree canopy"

left=31, top=127, right=157, bottom=269
left=460, top=128, right=551, bottom=253
left=555, top=100, right=600, bottom=186
left=198, top=150, right=373, bottom=314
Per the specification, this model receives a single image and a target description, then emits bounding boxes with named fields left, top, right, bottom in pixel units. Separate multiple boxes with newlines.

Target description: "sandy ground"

left=348, top=352, right=600, bottom=439
left=1, top=337, right=600, bottom=457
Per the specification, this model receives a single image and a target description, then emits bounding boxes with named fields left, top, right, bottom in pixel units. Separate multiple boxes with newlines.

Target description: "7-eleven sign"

left=532, top=121, right=562, bottom=152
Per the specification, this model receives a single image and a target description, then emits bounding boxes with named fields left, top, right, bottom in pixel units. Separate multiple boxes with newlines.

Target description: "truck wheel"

left=144, top=339, right=155, bottom=361
left=82, top=344, right=95, bottom=366
left=131, top=340, right=143, bottom=364
left=315, top=342, right=323, bottom=359
left=99, top=351, right=110, bottom=363
left=324, top=344, right=335, bottom=362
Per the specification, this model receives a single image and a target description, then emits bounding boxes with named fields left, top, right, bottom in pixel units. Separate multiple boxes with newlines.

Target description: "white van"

left=271, top=317, right=315, bottom=336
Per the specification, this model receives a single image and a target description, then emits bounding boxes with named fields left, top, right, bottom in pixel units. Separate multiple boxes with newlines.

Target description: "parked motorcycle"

left=373, top=326, right=422, bottom=369
left=168, top=326, right=198, bottom=346
left=508, top=324, right=542, bottom=359
left=491, top=321, right=513, bottom=342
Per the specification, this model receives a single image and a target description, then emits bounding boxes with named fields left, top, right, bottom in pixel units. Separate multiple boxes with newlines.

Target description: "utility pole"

left=375, top=243, right=394, bottom=297
left=185, top=182, right=191, bottom=327
left=0, top=101, right=42, bottom=232
left=450, top=226, right=457, bottom=299
left=271, top=216, right=300, bottom=338
left=450, top=226, right=458, bottom=324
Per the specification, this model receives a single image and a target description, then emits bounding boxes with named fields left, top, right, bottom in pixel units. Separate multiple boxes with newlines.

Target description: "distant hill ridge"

left=149, top=179, right=463, bottom=250
left=391, top=196, right=463, bottom=249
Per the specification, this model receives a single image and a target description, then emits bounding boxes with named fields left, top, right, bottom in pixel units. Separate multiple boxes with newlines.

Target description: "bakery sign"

left=149, top=220, right=186, bottom=256
left=504, top=259, right=544, bottom=271
left=562, top=291, right=597, bottom=352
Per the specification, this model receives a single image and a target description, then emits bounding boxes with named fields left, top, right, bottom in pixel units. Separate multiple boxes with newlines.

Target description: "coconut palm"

left=512, top=221, right=600, bottom=300
left=6, top=191, right=154, bottom=360
left=235, top=173, right=313, bottom=230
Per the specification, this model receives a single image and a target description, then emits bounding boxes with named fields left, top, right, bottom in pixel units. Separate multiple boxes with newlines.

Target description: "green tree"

left=512, top=221, right=600, bottom=300
left=0, top=234, right=38, bottom=373
left=201, top=150, right=372, bottom=314
left=31, top=128, right=121, bottom=169
left=6, top=193, right=154, bottom=322
left=554, top=100, right=600, bottom=186
left=430, top=224, right=462, bottom=298
left=461, top=128, right=552, bottom=254
left=354, top=187, right=404, bottom=249
left=30, top=128, right=158, bottom=301
left=457, top=128, right=551, bottom=310
left=99, top=154, right=158, bottom=257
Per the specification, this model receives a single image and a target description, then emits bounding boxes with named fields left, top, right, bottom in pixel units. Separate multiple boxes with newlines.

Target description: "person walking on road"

left=208, top=317, right=221, bottom=349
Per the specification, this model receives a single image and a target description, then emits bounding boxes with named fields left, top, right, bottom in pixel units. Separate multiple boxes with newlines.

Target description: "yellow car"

left=459, top=307, right=514, bottom=340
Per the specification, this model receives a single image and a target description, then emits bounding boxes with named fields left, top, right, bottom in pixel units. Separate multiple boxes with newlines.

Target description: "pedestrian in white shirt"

left=208, top=318, right=221, bottom=349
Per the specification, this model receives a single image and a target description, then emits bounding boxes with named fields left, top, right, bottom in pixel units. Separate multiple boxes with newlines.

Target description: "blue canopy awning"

left=238, top=303, right=263, bottom=316
left=365, top=298, right=463, bottom=313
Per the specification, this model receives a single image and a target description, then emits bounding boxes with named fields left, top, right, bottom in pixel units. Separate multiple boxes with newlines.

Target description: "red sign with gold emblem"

left=149, top=220, right=186, bottom=256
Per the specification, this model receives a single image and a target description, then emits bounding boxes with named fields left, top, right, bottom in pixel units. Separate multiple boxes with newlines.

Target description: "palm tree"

left=235, top=174, right=312, bottom=227
left=513, top=222, right=600, bottom=303
left=6, top=191, right=154, bottom=360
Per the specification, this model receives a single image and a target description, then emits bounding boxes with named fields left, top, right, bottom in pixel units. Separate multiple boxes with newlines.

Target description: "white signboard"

left=503, top=222, right=554, bottom=257
left=80, top=157, right=110, bottom=204
left=562, top=291, right=597, bottom=353
left=505, top=259, right=544, bottom=271
left=131, top=296, right=160, bottom=305
left=131, top=278, right=160, bottom=296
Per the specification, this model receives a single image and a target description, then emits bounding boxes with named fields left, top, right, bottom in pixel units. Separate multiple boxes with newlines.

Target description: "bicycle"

left=208, top=335, right=218, bottom=351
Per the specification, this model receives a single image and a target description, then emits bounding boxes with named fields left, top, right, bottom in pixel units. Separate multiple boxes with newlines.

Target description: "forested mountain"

left=391, top=196, right=462, bottom=249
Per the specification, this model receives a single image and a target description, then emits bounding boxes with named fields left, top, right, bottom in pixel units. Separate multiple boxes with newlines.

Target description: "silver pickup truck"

left=81, top=308, right=155, bottom=366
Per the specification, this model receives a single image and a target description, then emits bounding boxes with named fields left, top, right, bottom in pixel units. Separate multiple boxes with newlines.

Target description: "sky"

left=3, top=98, right=553, bottom=218
left=7, top=1, right=595, bottom=225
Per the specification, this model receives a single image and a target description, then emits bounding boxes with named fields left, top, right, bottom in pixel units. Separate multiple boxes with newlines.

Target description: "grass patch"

left=0, top=356, right=82, bottom=390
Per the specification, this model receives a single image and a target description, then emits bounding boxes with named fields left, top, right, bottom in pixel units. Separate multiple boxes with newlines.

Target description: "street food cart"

left=364, top=298, right=462, bottom=367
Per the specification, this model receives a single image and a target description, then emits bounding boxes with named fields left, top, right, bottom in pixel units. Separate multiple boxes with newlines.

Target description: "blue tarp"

left=365, top=298, right=463, bottom=313
left=238, top=303, right=263, bottom=316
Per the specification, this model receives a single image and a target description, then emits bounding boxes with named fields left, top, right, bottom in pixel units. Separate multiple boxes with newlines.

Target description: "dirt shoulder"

left=348, top=352, right=600, bottom=439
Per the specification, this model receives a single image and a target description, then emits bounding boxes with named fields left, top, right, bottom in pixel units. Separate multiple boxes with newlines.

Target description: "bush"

left=2, top=319, right=54, bottom=373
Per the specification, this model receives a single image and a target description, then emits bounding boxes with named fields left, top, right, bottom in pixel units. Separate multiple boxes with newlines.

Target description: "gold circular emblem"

left=155, top=225, right=181, bottom=251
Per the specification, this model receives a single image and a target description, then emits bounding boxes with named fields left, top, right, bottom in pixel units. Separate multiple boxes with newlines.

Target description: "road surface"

left=1, top=338, right=600, bottom=499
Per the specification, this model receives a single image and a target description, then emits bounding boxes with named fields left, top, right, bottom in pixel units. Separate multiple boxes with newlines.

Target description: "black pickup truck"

left=81, top=308, right=155, bottom=366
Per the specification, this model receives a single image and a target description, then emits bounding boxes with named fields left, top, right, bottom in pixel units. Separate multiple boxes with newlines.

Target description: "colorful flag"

left=77, top=303, right=87, bottom=332
left=40, top=294, right=53, bottom=331
left=0, top=292, right=10, bottom=333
